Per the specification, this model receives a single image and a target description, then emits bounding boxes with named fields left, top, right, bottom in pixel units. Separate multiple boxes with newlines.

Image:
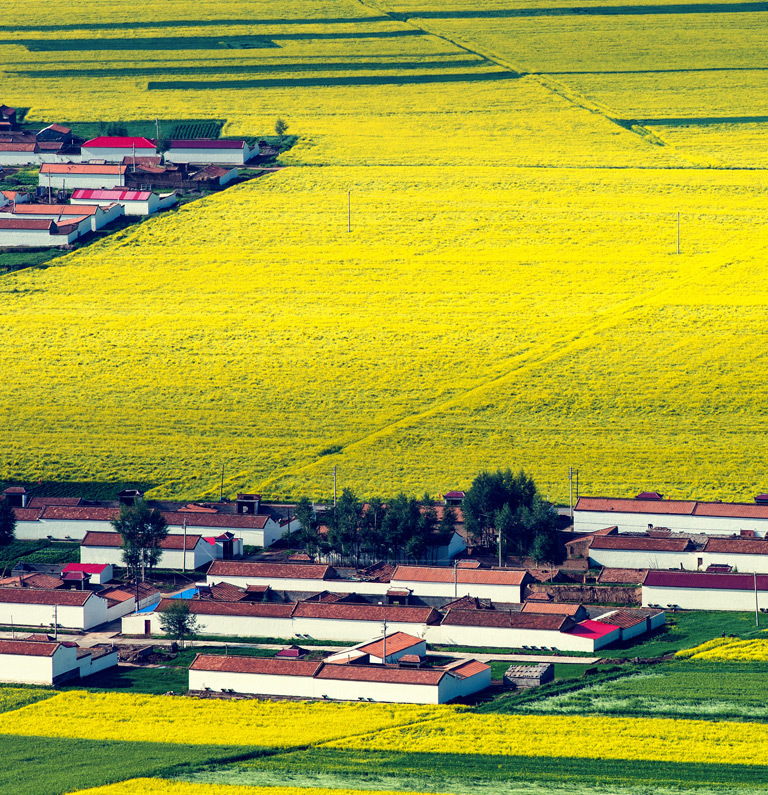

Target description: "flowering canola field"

left=70, top=782, right=439, bottom=795
left=1, top=0, right=767, bottom=502
left=679, top=638, right=768, bottom=662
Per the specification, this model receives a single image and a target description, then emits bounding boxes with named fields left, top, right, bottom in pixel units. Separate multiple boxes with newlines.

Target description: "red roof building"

left=82, top=136, right=156, bottom=149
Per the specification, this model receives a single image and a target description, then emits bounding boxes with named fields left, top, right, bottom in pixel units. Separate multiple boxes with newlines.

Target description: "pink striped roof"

left=72, top=189, right=151, bottom=202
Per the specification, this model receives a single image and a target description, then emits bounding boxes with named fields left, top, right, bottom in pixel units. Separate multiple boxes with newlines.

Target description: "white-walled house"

left=71, top=188, right=169, bottom=216
left=325, top=632, right=426, bottom=665
left=62, top=563, right=113, bottom=585
left=643, top=570, right=768, bottom=611
left=0, top=639, right=117, bottom=685
left=390, top=565, right=528, bottom=602
left=586, top=535, right=696, bottom=570
left=165, top=139, right=256, bottom=165
left=188, top=653, right=490, bottom=704
left=81, top=531, right=211, bottom=570
left=575, top=495, right=768, bottom=537
left=80, top=136, right=157, bottom=162
left=0, top=588, right=109, bottom=630
left=39, top=163, right=127, bottom=190
left=0, top=217, right=83, bottom=247
left=5, top=202, right=124, bottom=232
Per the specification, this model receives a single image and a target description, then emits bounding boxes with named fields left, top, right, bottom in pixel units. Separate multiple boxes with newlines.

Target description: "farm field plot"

left=1, top=0, right=767, bottom=504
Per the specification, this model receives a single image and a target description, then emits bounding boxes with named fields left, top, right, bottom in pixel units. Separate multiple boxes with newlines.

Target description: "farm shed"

left=0, top=639, right=116, bottom=685
left=5, top=201, right=124, bottom=231
left=575, top=495, right=768, bottom=537
left=188, top=654, right=489, bottom=704
left=165, top=138, right=257, bottom=165
left=37, top=123, right=72, bottom=144
left=586, top=535, right=695, bottom=570
left=567, top=619, right=621, bottom=649
left=190, top=164, right=239, bottom=186
left=81, top=531, right=211, bottom=570
left=0, top=217, right=83, bottom=247
left=80, top=136, right=157, bottom=162
left=0, top=588, right=109, bottom=630
left=12, top=505, right=120, bottom=541
left=390, top=565, right=528, bottom=602
left=61, top=563, right=113, bottom=585
left=40, top=163, right=127, bottom=190
left=593, top=609, right=649, bottom=641
left=642, top=570, right=768, bottom=611
left=503, top=663, right=554, bottom=689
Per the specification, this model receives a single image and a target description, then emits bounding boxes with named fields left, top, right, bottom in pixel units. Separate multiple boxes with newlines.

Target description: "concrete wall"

left=642, top=584, right=768, bottom=611
left=0, top=652, right=55, bottom=685
left=166, top=145, right=253, bottom=165
left=0, top=596, right=108, bottom=630
left=40, top=173, right=125, bottom=190
left=426, top=623, right=596, bottom=652
left=575, top=510, right=768, bottom=537
left=0, top=152, right=40, bottom=166
left=588, top=547, right=694, bottom=571
left=526, top=583, right=641, bottom=606
left=0, top=227, right=80, bottom=248
left=78, top=649, right=118, bottom=678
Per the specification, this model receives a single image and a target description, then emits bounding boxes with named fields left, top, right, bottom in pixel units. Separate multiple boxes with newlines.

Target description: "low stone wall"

left=525, top=583, right=641, bottom=605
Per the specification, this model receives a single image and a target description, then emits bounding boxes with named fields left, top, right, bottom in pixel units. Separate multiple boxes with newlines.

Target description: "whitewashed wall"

left=165, top=145, right=253, bottom=165
left=0, top=653, right=55, bottom=685
left=588, top=547, right=695, bottom=571
left=388, top=577, right=522, bottom=602
left=190, top=668, right=316, bottom=697
left=0, top=597, right=107, bottom=630
left=206, top=573, right=388, bottom=595
left=575, top=509, right=768, bottom=537
left=643, top=584, right=768, bottom=611
left=426, top=623, right=596, bottom=652
left=0, top=227, right=79, bottom=248
left=40, top=173, right=126, bottom=190
left=81, top=145, right=157, bottom=161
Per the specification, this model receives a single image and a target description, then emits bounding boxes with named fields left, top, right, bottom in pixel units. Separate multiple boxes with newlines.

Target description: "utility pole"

left=569, top=466, right=574, bottom=520
left=498, top=527, right=502, bottom=568
left=155, top=117, right=160, bottom=144
left=333, top=465, right=337, bottom=507
left=454, top=558, right=458, bottom=598
left=47, top=172, right=51, bottom=203
left=676, top=212, right=680, bottom=255
left=347, top=190, right=351, bottom=233
left=132, top=143, right=136, bottom=174
left=182, top=518, right=188, bottom=573
left=755, top=571, right=760, bottom=627
left=382, top=619, right=387, bottom=664
left=53, top=605, right=58, bottom=640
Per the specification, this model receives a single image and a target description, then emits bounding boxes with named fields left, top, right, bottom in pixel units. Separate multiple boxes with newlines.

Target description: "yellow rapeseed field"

left=0, top=690, right=445, bottom=746
left=69, top=781, right=439, bottom=795
left=328, top=712, right=768, bottom=766
left=1, top=0, right=767, bottom=500
left=680, top=638, right=768, bottom=662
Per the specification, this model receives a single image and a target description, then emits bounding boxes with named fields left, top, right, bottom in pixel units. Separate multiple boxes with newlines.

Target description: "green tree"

left=111, top=499, right=168, bottom=578
left=274, top=117, right=288, bottom=140
left=158, top=601, right=200, bottom=649
left=0, top=498, right=16, bottom=546
left=294, top=496, right=320, bottom=559
left=328, top=488, right=364, bottom=564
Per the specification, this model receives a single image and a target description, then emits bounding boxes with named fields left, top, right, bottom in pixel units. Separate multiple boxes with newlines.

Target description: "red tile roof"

left=41, top=123, right=71, bottom=134
left=644, top=570, right=768, bottom=591
left=28, top=497, right=82, bottom=508
left=521, top=602, right=584, bottom=617
left=392, top=566, right=526, bottom=586
left=82, top=531, right=202, bottom=549
left=442, top=609, right=571, bottom=631
left=0, top=588, right=92, bottom=606
left=83, top=136, right=156, bottom=149
left=703, top=537, right=768, bottom=555
left=191, top=165, right=233, bottom=179
left=636, top=492, right=663, bottom=500
left=0, top=142, right=36, bottom=152
left=199, top=582, right=247, bottom=602
left=577, top=496, right=768, bottom=520
left=40, top=163, right=127, bottom=175
left=443, top=659, right=490, bottom=678
left=568, top=619, right=620, bottom=639
left=316, top=664, right=446, bottom=685
left=355, top=632, right=423, bottom=658
left=42, top=506, right=120, bottom=521
left=170, top=139, right=245, bottom=150
left=595, top=610, right=647, bottom=629
left=293, top=602, right=441, bottom=624
left=0, top=218, right=58, bottom=231
left=0, top=640, right=61, bottom=657
left=0, top=573, right=64, bottom=589
left=597, top=568, right=647, bottom=584
left=208, top=561, right=334, bottom=579
left=63, top=563, right=110, bottom=575
left=161, top=512, right=269, bottom=530
left=190, top=654, right=322, bottom=676
left=443, top=491, right=465, bottom=499
left=589, top=536, right=692, bottom=552
left=158, top=599, right=295, bottom=618
left=12, top=204, right=100, bottom=217
left=12, top=507, right=44, bottom=521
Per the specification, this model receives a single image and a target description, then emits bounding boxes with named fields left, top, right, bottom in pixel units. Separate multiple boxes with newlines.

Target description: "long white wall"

left=0, top=227, right=79, bottom=248
left=426, top=623, right=598, bottom=652
left=389, top=578, right=521, bottom=602
left=0, top=653, right=55, bottom=685
left=81, top=145, right=157, bottom=161
left=643, top=584, right=768, bottom=611
left=166, top=145, right=253, bottom=165
left=576, top=510, right=768, bottom=537
left=0, top=597, right=108, bottom=630
left=40, top=173, right=125, bottom=190
left=588, top=547, right=696, bottom=571
left=206, top=573, right=388, bottom=595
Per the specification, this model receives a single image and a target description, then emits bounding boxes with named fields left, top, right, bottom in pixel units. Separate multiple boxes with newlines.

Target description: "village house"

left=0, top=588, right=110, bottom=630
left=0, top=217, right=84, bottom=247
left=643, top=570, right=768, bottom=611
left=324, top=632, right=426, bottom=665
left=70, top=188, right=176, bottom=216
left=165, top=138, right=257, bottom=165
left=61, top=563, right=113, bottom=585
left=80, top=531, right=212, bottom=571
left=0, top=638, right=117, bottom=686
left=3, top=202, right=124, bottom=232
left=389, top=565, right=529, bottom=602
left=575, top=494, right=768, bottom=537
left=0, top=104, right=18, bottom=130
left=39, top=163, right=127, bottom=191
left=80, top=136, right=157, bottom=162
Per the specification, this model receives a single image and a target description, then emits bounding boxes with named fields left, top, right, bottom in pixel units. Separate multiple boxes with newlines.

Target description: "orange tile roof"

left=590, top=535, right=692, bottom=552
left=0, top=588, right=92, bottom=606
left=356, top=632, right=423, bottom=658
left=443, top=659, right=490, bottom=678
left=208, top=561, right=335, bottom=579
left=316, top=664, right=446, bottom=685
left=82, top=531, right=202, bottom=549
left=190, top=654, right=322, bottom=677
left=392, top=565, right=526, bottom=586
left=703, top=537, right=768, bottom=555
left=0, top=640, right=61, bottom=657
left=442, top=608, right=572, bottom=631
left=521, top=602, right=583, bottom=617
left=292, top=602, right=441, bottom=624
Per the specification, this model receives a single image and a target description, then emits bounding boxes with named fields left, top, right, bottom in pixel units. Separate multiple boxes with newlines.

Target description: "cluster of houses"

left=0, top=105, right=261, bottom=248
left=0, top=637, right=117, bottom=686
left=119, top=561, right=665, bottom=653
